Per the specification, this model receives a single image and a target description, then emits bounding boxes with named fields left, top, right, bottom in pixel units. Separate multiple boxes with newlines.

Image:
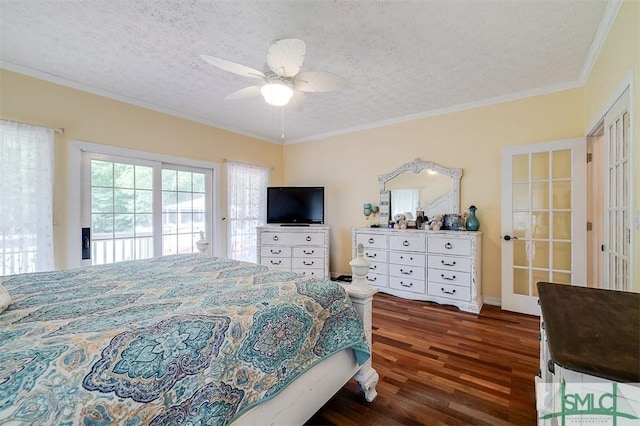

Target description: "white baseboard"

left=483, top=297, right=501, bottom=307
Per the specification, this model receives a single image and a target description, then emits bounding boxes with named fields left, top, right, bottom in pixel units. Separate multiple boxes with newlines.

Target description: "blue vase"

left=465, top=205, right=479, bottom=231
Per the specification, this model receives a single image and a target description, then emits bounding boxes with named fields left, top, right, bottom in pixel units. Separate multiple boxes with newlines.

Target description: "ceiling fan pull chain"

left=281, top=107, right=285, bottom=140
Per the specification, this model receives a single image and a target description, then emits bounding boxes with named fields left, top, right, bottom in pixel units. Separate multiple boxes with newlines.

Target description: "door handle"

left=503, top=235, right=518, bottom=241
left=82, top=227, right=91, bottom=260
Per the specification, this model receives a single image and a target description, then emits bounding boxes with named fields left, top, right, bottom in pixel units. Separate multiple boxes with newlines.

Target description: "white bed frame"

left=196, top=239, right=379, bottom=425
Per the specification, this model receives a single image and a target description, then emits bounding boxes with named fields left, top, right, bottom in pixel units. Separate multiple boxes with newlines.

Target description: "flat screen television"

left=266, top=186, right=324, bottom=225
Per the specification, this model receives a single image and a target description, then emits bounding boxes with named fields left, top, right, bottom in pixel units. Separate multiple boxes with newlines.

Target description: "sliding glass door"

left=83, top=152, right=212, bottom=265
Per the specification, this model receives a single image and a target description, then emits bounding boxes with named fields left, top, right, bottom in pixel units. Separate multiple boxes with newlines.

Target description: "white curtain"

left=227, top=161, right=269, bottom=262
left=391, top=188, right=420, bottom=217
left=0, top=120, right=55, bottom=275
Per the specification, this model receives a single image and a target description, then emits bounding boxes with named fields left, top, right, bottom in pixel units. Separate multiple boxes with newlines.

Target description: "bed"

left=0, top=254, right=378, bottom=425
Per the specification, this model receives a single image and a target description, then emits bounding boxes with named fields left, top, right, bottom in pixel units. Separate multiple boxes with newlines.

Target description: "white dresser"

left=352, top=228, right=482, bottom=313
left=257, top=226, right=330, bottom=279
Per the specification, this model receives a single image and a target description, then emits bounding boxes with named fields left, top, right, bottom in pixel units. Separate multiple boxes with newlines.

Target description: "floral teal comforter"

left=0, top=254, right=370, bottom=425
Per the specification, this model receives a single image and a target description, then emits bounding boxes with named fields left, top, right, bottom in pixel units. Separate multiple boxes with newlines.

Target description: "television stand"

left=280, top=223, right=310, bottom=226
left=257, top=226, right=330, bottom=279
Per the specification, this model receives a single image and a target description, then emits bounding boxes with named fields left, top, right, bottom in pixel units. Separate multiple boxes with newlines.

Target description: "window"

left=84, top=151, right=213, bottom=265
left=391, top=188, right=420, bottom=217
left=161, top=167, right=207, bottom=255
left=0, top=120, right=55, bottom=275
left=227, top=162, right=269, bottom=262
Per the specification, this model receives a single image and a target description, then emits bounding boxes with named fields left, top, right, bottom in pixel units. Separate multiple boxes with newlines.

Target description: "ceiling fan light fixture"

left=261, top=82, right=293, bottom=106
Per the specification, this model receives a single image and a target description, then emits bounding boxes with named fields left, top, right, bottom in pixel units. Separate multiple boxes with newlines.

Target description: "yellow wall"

left=0, top=69, right=283, bottom=269
left=284, top=89, right=585, bottom=301
left=584, top=0, right=639, bottom=291
left=285, top=0, right=640, bottom=299
left=1, top=0, right=637, bottom=299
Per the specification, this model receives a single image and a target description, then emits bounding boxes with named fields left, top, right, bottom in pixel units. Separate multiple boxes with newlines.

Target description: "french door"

left=82, top=152, right=212, bottom=265
left=603, top=89, right=631, bottom=291
left=501, top=138, right=587, bottom=315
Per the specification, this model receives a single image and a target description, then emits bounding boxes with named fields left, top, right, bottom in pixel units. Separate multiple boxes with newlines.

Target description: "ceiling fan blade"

left=267, top=38, right=306, bottom=78
left=286, top=90, right=306, bottom=111
left=224, top=86, right=262, bottom=100
left=293, top=71, right=350, bottom=93
left=200, top=54, right=265, bottom=79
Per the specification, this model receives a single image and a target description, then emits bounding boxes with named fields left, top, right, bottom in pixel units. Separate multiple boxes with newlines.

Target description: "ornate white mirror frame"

left=378, top=158, right=463, bottom=217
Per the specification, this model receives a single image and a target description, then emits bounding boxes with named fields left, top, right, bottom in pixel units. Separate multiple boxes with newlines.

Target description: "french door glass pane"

left=90, top=159, right=155, bottom=265
left=161, top=169, right=206, bottom=255
left=510, top=148, right=576, bottom=296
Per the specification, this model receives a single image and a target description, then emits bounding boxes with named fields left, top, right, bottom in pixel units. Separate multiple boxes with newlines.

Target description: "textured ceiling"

left=0, top=1, right=610, bottom=144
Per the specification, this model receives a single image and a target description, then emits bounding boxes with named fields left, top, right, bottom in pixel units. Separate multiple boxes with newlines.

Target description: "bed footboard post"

left=342, top=243, right=379, bottom=402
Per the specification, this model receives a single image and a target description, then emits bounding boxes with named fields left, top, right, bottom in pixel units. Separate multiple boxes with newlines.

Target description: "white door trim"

left=67, top=141, right=223, bottom=269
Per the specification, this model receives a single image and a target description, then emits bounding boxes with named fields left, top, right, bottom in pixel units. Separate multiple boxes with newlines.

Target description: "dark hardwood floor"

left=307, top=293, right=540, bottom=426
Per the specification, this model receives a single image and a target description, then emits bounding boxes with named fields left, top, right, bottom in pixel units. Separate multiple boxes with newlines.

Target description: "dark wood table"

left=537, top=281, right=640, bottom=383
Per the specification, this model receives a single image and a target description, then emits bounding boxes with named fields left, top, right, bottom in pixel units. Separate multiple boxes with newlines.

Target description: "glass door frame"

left=501, top=137, right=587, bottom=316
left=68, top=141, right=221, bottom=269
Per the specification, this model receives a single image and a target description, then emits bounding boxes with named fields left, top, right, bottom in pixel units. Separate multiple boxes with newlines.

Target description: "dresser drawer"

left=428, top=237, right=471, bottom=256
left=389, top=275, right=426, bottom=294
left=389, top=235, right=426, bottom=252
left=428, top=268, right=471, bottom=287
left=389, top=251, right=426, bottom=267
left=357, top=233, right=388, bottom=250
left=261, top=231, right=325, bottom=246
left=367, top=261, right=388, bottom=275
left=292, top=257, right=323, bottom=269
left=293, top=247, right=323, bottom=258
left=261, top=257, right=292, bottom=269
left=427, top=282, right=471, bottom=301
left=427, top=254, right=471, bottom=272
left=293, top=268, right=323, bottom=277
left=366, top=272, right=388, bottom=288
left=389, top=264, right=425, bottom=280
left=260, top=246, right=292, bottom=258
left=363, top=248, right=387, bottom=263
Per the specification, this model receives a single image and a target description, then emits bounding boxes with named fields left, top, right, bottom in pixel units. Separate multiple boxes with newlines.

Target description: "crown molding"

left=285, top=79, right=582, bottom=144
left=578, top=0, right=624, bottom=85
left=0, top=62, right=281, bottom=145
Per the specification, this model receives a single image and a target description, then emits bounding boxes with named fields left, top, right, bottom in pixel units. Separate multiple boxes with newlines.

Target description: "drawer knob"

left=367, top=276, right=377, bottom=282
left=366, top=253, right=377, bottom=258
left=271, top=260, right=281, bottom=265
left=441, top=287, right=456, bottom=295
left=273, top=235, right=279, bottom=241
left=400, top=269, right=413, bottom=275
left=444, top=242, right=453, bottom=249
left=441, top=260, right=456, bottom=266
left=303, top=261, right=314, bottom=266
left=400, top=281, right=413, bottom=288
left=402, top=240, right=410, bottom=247
left=271, top=249, right=281, bottom=254
left=441, top=273, right=456, bottom=281
left=303, top=249, right=315, bottom=255
left=369, top=265, right=377, bottom=270
left=306, top=236, right=312, bottom=241
left=368, top=237, right=374, bottom=244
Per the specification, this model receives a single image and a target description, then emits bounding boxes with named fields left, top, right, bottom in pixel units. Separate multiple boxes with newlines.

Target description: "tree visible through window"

left=85, top=152, right=212, bottom=265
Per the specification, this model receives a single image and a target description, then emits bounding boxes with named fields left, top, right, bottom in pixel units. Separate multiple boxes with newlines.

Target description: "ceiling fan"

left=200, top=38, right=349, bottom=110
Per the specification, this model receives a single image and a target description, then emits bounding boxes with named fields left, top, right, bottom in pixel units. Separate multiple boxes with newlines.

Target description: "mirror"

left=378, top=158, right=462, bottom=220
